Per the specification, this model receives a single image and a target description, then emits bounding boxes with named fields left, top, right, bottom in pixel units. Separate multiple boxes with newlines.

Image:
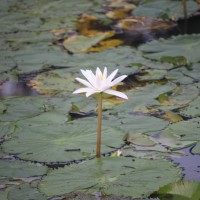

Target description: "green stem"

left=96, top=93, right=102, bottom=158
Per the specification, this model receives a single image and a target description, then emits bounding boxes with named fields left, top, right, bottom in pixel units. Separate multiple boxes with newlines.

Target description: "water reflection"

left=0, top=81, right=39, bottom=97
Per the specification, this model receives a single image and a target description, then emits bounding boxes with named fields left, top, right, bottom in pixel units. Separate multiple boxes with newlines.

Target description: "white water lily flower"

left=73, top=67, right=128, bottom=99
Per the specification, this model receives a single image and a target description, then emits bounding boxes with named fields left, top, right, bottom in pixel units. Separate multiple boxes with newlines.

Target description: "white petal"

left=81, top=70, right=97, bottom=88
left=96, top=67, right=102, bottom=77
left=86, top=90, right=99, bottom=97
left=75, top=78, right=92, bottom=88
left=103, top=67, right=107, bottom=78
left=73, top=88, right=91, bottom=94
left=73, top=87, right=99, bottom=97
left=111, top=75, right=127, bottom=86
left=104, top=89, right=128, bottom=99
left=107, top=69, right=118, bottom=82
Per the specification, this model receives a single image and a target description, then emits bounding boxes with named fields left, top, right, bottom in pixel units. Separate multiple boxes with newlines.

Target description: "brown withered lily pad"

left=116, top=16, right=177, bottom=37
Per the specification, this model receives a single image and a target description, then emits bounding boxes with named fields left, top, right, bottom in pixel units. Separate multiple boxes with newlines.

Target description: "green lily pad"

left=155, top=132, right=196, bottom=151
left=29, top=70, right=77, bottom=95
left=179, top=96, right=200, bottom=117
left=136, top=68, right=167, bottom=81
left=114, top=83, right=175, bottom=113
left=109, top=114, right=169, bottom=135
left=152, top=180, right=200, bottom=200
left=8, top=184, right=47, bottom=200
left=166, top=67, right=194, bottom=85
left=0, top=122, right=16, bottom=138
left=139, top=34, right=200, bottom=63
left=39, top=157, right=182, bottom=198
left=0, top=96, right=46, bottom=122
left=2, top=117, right=125, bottom=162
left=122, top=148, right=184, bottom=160
left=182, top=63, right=200, bottom=81
left=126, top=133, right=156, bottom=146
left=161, top=118, right=200, bottom=154
left=0, top=160, right=47, bottom=178
left=63, top=32, right=115, bottom=53
left=133, top=0, right=198, bottom=19
left=156, top=84, right=199, bottom=107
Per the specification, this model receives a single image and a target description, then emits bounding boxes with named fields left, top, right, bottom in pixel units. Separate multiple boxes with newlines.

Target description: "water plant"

left=73, top=67, right=128, bottom=157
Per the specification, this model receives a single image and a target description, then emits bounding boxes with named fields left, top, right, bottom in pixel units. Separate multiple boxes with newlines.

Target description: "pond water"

left=170, top=145, right=200, bottom=181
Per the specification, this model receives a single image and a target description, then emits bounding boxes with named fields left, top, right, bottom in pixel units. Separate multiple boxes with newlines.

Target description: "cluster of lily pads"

left=0, top=0, right=200, bottom=199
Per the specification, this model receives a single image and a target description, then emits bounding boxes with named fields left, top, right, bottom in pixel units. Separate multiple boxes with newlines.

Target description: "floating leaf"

left=179, top=96, right=200, bottom=117
left=63, top=31, right=115, bottom=53
left=8, top=184, right=47, bottom=200
left=77, top=14, right=103, bottom=36
left=114, top=83, right=175, bottom=113
left=126, top=133, right=156, bottom=146
left=160, top=56, right=189, bottom=66
left=161, top=110, right=183, bottom=123
left=109, top=114, right=169, bottom=135
left=155, top=132, right=196, bottom=151
left=117, top=16, right=176, bottom=32
left=2, top=117, right=125, bottom=162
left=156, top=85, right=199, bottom=107
left=136, top=69, right=167, bottom=81
left=166, top=67, right=194, bottom=85
left=87, top=39, right=123, bottom=52
left=139, top=34, right=200, bottom=63
left=133, top=0, right=198, bottom=20
left=28, top=70, right=76, bottom=95
left=161, top=118, right=200, bottom=154
left=152, top=180, right=200, bottom=200
left=106, top=6, right=134, bottom=19
left=0, top=160, right=47, bottom=178
left=0, top=122, right=16, bottom=138
left=0, top=96, right=47, bottom=122
left=39, top=157, right=181, bottom=198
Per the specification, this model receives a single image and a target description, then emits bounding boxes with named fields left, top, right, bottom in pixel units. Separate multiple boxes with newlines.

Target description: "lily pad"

left=133, top=0, right=198, bottom=20
left=0, top=96, right=47, bottom=122
left=29, top=70, right=77, bottom=95
left=154, top=132, right=196, bottom=151
left=156, top=84, right=199, bottom=107
left=8, top=184, right=47, bottom=200
left=179, top=96, right=200, bottom=117
left=0, top=160, right=47, bottom=178
left=161, top=118, right=200, bottom=154
left=63, top=31, right=115, bottom=53
left=139, top=34, right=200, bottom=63
left=166, top=67, right=194, bottom=85
left=108, top=114, right=169, bottom=136
left=2, top=117, right=125, bottom=162
left=0, top=122, right=16, bottom=138
left=152, top=180, right=200, bottom=200
left=39, top=157, right=182, bottom=198
left=114, top=83, right=175, bottom=113
left=126, top=133, right=156, bottom=146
